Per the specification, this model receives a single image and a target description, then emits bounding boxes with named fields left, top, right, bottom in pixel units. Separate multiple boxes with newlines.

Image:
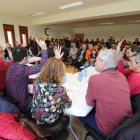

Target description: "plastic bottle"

left=84, top=68, right=87, bottom=77
left=78, top=71, right=83, bottom=81
left=6, top=57, right=9, bottom=61
left=3, top=58, right=5, bottom=61
left=64, top=73, right=66, bottom=83
left=94, top=64, right=96, bottom=70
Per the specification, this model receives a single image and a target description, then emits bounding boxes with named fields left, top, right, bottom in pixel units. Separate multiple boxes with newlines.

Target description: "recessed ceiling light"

left=58, top=1, right=84, bottom=10
left=76, top=24, right=88, bottom=26
left=129, top=20, right=140, bottom=22
left=99, top=22, right=114, bottom=25
left=29, top=12, right=46, bottom=17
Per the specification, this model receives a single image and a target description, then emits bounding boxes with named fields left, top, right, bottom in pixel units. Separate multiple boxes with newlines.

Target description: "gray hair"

left=98, top=49, right=120, bottom=68
left=6, top=43, right=11, bottom=48
left=131, top=53, right=140, bottom=63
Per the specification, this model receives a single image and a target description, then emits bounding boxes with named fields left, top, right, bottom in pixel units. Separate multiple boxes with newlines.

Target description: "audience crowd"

left=0, top=35, right=140, bottom=139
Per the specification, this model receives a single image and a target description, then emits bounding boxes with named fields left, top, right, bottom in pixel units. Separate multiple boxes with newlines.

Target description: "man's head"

left=135, top=38, right=138, bottom=42
left=128, top=53, right=140, bottom=72
left=12, top=46, right=28, bottom=64
left=95, top=49, right=120, bottom=73
left=0, top=46, right=5, bottom=59
left=92, top=49, right=96, bottom=55
left=60, top=42, right=65, bottom=48
left=47, top=37, right=49, bottom=40
left=6, top=43, right=12, bottom=51
left=33, top=38, right=36, bottom=42
left=49, top=43, right=53, bottom=48
left=126, top=45, right=140, bottom=59
left=73, top=43, right=76, bottom=48
left=67, top=37, right=69, bottom=40
left=82, top=44, right=87, bottom=50
left=88, top=44, right=93, bottom=50
left=96, top=38, right=99, bottom=41
left=97, top=42, right=100, bottom=46
left=86, top=38, right=88, bottom=41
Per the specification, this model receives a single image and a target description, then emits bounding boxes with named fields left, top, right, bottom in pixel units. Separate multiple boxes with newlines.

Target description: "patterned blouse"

left=31, top=79, right=72, bottom=127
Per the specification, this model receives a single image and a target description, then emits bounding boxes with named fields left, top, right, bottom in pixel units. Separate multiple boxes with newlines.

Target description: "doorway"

left=75, top=34, right=84, bottom=43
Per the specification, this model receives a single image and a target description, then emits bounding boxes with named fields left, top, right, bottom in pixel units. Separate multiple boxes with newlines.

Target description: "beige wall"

left=74, top=24, right=140, bottom=43
left=0, top=14, right=74, bottom=48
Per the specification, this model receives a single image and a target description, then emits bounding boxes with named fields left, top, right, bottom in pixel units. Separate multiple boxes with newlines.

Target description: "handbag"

left=19, top=118, right=53, bottom=140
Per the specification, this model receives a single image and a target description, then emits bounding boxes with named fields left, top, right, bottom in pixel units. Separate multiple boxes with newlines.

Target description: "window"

left=19, top=26, right=29, bottom=46
left=3, top=24, right=16, bottom=47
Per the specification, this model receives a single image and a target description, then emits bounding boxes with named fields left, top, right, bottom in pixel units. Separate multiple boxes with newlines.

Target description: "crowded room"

left=0, top=0, right=140, bottom=140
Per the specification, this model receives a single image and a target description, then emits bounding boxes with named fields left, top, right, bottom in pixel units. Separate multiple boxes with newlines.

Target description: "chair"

left=131, top=93, right=140, bottom=114
left=84, top=112, right=140, bottom=140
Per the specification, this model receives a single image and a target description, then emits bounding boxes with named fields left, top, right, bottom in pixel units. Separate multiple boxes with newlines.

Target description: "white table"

left=28, top=67, right=99, bottom=140
left=28, top=57, right=41, bottom=64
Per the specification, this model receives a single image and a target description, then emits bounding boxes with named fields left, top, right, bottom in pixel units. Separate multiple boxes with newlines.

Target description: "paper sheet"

left=63, top=83, right=79, bottom=98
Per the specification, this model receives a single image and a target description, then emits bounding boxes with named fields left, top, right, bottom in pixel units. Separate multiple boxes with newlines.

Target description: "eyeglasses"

left=0, top=50, right=4, bottom=53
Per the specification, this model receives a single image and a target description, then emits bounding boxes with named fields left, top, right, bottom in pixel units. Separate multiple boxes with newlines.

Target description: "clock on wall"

left=44, top=28, right=51, bottom=36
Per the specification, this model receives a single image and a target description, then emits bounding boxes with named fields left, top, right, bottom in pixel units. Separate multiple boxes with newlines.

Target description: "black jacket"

left=77, top=49, right=86, bottom=61
left=61, top=47, right=68, bottom=59
left=107, top=112, right=140, bottom=140
left=4, top=48, right=13, bottom=60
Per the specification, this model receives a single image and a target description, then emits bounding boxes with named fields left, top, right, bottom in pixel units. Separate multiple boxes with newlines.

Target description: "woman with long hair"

left=31, top=57, right=72, bottom=135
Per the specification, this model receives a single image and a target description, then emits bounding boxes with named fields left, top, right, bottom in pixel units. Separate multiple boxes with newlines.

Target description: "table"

left=28, top=67, right=99, bottom=140
left=28, top=57, right=41, bottom=64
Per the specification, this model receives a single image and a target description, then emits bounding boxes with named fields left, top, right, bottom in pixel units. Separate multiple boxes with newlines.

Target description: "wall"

left=74, top=24, right=140, bottom=42
left=0, top=13, right=74, bottom=48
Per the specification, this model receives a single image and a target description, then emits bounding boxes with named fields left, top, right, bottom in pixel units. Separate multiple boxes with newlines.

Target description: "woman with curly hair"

left=31, top=57, right=72, bottom=136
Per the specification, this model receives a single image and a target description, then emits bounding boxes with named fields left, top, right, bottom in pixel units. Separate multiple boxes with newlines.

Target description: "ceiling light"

left=76, top=24, right=88, bottom=26
left=29, top=12, right=46, bottom=17
left=58, top=1, right=84, bottom=10
left=129, top=20, right=140, bottom=22
left=99, top=22, right=114, bottom=25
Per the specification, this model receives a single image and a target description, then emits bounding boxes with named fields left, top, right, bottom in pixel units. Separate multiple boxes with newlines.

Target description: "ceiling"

left=48, top=14, right=140, bottom=28
left=0, top=0, right=130, bottom=18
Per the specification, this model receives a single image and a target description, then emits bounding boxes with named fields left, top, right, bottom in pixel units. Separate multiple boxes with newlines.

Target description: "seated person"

left=4, top=43, right=13, bottom=60
left=6, top=39, right=48, bottom=113
left=79, top=49, right=132, bottom=137
left=68, top=43, right=78, bottom=65
left=74, top=44, right=87, bottom=70
left=0, top=45, right=13, bottom=96
left=84, top=49, right=98, bottom=68
left=132, top=38, right=140, bottom=45
left=31, top=57, right=72, bottom=136
left=60, top=42, right=68, bottom=61
left=48, top=43, right=55, bottom=58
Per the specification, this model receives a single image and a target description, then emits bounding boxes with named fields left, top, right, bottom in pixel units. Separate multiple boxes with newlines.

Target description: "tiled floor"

left=65, top=65, right=93, bottom=140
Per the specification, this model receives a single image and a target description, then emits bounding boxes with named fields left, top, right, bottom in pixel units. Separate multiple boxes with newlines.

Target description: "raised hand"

left=54, top=46, right=64, bottom=59
left=117, top=38, right=123, bottom=51
left=36, top=38, right=47, bottom=50
left=120, top=48, right=125, bottom=60
left=21, top=42, right=26, bottom=47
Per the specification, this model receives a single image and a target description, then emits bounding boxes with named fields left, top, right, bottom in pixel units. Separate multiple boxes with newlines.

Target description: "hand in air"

left=54, top=46, right=64, bottom=59
left=36, top=38, right=47, bottom=50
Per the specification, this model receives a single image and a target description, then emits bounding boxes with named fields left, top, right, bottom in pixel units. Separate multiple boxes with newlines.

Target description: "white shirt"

left=7, top=48, right=12, bottom=58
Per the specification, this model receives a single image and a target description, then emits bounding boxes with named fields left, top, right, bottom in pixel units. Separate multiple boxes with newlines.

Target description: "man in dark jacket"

left=74, top=44, right=87, bottom=70
left=60, top=42, right=68, bottom=61
left=4, top=43, right=13, bottom=60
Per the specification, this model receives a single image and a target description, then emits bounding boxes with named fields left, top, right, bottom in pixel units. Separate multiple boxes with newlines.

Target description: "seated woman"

left=68, top=43, right=78, bottom=65
left=31, top=58, right=72, bottom=136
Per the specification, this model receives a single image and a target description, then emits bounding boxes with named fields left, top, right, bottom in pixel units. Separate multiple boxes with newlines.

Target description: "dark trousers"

left=74, top=60, right=85, bottom=69
left=79, top=109, right=108, bottom=137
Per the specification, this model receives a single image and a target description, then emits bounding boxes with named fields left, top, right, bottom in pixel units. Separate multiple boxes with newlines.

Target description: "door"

left=75, top=34, right=84, bottom=43
left=3, top=24, right=16, bottom=47
left=19, top=26, right=29, bottom=46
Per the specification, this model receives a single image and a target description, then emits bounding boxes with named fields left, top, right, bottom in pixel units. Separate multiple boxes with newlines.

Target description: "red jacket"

left=0, top=113, right=40, bottom=140
left=0, top=59, right=13, bottom=91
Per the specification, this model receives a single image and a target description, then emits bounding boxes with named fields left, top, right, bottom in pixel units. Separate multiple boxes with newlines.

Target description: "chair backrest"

left=131, top=93, right=140, bottom=114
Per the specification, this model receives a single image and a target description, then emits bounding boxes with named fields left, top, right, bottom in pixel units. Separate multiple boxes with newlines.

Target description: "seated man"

left=4, top=43, right=13, bottom=60
left=60, top=42, right=68, bottom=61
left=84, top=44, right=98, bottom=68
left=48, top=43, right=55, bottom=58
left=6, top=39, right=48, bottom=113
left=79, top=49, right=132, bottom=137
left=0, top=45, right=13, bottom=96
left=74, top=44, right=87, bottom=70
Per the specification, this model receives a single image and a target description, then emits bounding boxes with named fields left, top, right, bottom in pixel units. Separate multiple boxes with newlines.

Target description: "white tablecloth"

left=28, top=57, right=41, bottom=64
left=28, top=67, right=99, bottom=117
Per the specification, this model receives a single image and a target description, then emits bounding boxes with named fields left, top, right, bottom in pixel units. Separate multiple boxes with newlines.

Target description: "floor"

left=65, top=65, right=93, bottom=140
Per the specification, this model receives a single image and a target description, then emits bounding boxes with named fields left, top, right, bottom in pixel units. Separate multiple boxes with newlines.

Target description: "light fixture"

left=99, top=22, right=114, bottom=25
left=29, top=12, right=46, bottom=17
left=76, top=24, right=88, bottom=26
left=129, top=20, right=140, bottom=22
left=58, top=1, right=84, bottom=10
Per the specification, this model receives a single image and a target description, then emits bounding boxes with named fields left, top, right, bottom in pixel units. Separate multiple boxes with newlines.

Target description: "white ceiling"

left=0, top=0, right=130, bottom=18
left=48, top=14, right=140, bottom=27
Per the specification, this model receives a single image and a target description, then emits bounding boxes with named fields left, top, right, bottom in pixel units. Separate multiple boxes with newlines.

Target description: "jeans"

left=25, top=101, right=32, bottom=112
left=79, top=109, right=108, bottom=137
left=84, top=61, right=95, bottom=68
